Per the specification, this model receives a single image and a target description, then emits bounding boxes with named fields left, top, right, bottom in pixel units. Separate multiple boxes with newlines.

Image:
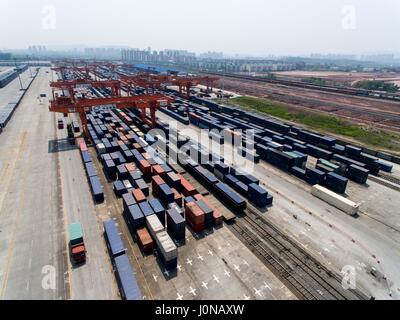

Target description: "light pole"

left=28, top=55, right=33, bottom=77
left=14, top=58, right=24, bottom=90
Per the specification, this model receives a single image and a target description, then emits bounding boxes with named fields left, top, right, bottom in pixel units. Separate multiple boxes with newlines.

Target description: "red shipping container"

left=79, top=141, right=87, bottom=152
left=132, top=189, right=146, bottom=203
left=180, top=176, right=197, bottom=196
left=186, top=218, right=204, bottom=233
left=192, top=194, right=221, bottom=226
left=185, top=202, right=205, bottom=225
left=139, top=160, right=152, bottom=178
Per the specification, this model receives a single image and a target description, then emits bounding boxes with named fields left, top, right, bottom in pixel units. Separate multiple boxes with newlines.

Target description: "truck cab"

left=69, top=222, right=86, bottom=265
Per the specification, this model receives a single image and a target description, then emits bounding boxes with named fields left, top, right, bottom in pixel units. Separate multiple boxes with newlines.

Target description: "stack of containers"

left=136, top=228, right=154, bottom=253
left=185, top=202, right=205, bottom=232
left=195, top=199, right=214, bottom=228
left=166, top=208, right=186, bottom=240
left=324, top=172, right=348, bottom=194
left=248, top=183, right=273, bottom=207
left=155, top=231, right=178, bottom=270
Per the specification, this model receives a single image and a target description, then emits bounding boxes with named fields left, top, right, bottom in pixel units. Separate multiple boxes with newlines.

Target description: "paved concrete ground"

left=0, top=68, right=35, bottom=109
left=157, top=111, right=400, bottom=300
left=89, top=133, right=295, bottom=300
left=54, top=80, right=119, bottom=299
left=0, top=68, right=119, bottom=300
left=0, top=68, right=67, bottom=299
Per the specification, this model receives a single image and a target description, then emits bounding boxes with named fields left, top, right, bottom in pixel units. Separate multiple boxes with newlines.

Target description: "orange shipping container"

left=125, top=163, right=136, bottom=172
left=132, top=189, right=146, bottom=203
left=180, top=176, right=197, bottom=196
left=136, top=228, right=154, bottom=253
left=152, top=165, right=165, bottom=177
left=139, top=160, right=152, bottom=178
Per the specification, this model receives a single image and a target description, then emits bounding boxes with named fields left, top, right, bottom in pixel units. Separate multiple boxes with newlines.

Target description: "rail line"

left=229, top=207, right=369, bottom=300
left=205, top=71, right=400, bottom=103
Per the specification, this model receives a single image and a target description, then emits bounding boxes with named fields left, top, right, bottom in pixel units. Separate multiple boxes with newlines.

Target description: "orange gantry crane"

left=120, top=73, right=219, bottom=98
left=49, top=78, right=173, bottom=140
left=50, top=78, right=122, bottom=97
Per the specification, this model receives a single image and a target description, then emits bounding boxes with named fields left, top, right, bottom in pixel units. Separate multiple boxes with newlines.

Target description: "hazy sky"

left=1, top=0, right=399, bottom=55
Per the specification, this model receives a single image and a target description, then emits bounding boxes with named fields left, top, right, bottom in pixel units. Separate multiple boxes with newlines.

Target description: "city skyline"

left=1, top=0, right=400, bottom=56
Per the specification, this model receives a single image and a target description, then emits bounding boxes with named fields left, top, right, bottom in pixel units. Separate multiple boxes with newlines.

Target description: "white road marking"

left=189, top=286, right=197, bottom=296
left=201, top=281, right=209, bottom=290
left=254, top=288, right=263, bottom=297
left=234, top=264, right=240, bottom=272
left=176, top=292, right=183, bottom=300
left=243, top=294, right=250, bottom=300
left=213, top=275, right=220, bottom=283
left=164, top=269, right=170, bottom=277
left=197, top=254, right=204, bottom=261
left=152, top=274, right=158, bottom=282
left=263, top=281, right=271, bottom=290
left=177, top=264, right=182, bottom=271
left=224, top=269, right=231, bottom=278
left=186, top=258, right=193, bottom=266
left=208, top=250, right=214, bottom=256
left=242, top=259, right=249, bottom=266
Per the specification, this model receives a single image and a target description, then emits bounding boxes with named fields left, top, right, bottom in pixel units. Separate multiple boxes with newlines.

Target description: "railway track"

left=229, top=207, right=369, bottom=300
left=206, top=71, right=400, bottom=102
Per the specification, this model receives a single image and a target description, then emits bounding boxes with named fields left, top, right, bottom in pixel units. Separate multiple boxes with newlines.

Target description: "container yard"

left=0, top=61, right=399, bottom=304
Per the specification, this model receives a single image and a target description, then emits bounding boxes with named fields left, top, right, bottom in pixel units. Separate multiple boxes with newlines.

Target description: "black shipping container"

left=167, top=208, right=186, bottom=240
left=213, top=182, right=247, bottom=212
left=89, top=175, right=104, bottom=203
left=346, top=164, right=369, bottom=184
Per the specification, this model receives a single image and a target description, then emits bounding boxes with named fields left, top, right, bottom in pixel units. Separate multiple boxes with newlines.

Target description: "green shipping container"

left=69, top=222, right=84, bottom=246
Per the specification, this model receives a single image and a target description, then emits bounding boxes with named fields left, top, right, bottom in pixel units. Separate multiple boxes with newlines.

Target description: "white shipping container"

left=96, top=143, right=106, bottom=155
left=155, top=231, right=177, bottom=261
left=311, top=185, right=359, bottom=216
left=146, top=214, right=164, bottom=239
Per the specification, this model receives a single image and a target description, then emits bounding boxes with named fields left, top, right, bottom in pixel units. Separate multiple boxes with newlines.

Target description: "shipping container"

left=132, top=189, right=146, bottom=203
left=89, top=175, right=104, bottom=203
left=248, top=183, right=273, bottom=207
left=155, top=231, right=178, bottom=270
left=213, top=182, right=247, bottom=212
left=113, top=180, right=126, bottom=197
left=146, top=214, right=165, bottom=240
left=167, top=208, right=186, bottom=240
left=114, top=254, right=142, bottom=300
left=103, top=220, right=126, bottom=259
left=126, top=204, right=145, bottom=229
left=136, top=228, right=154, bottom=253
left=148, top=199, right=166, bottom=226
left=311, top=185, right=359, bottom=216
left=159, top=184, right=175, bottom=205
left=346, top=164, right=369, bottom=184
